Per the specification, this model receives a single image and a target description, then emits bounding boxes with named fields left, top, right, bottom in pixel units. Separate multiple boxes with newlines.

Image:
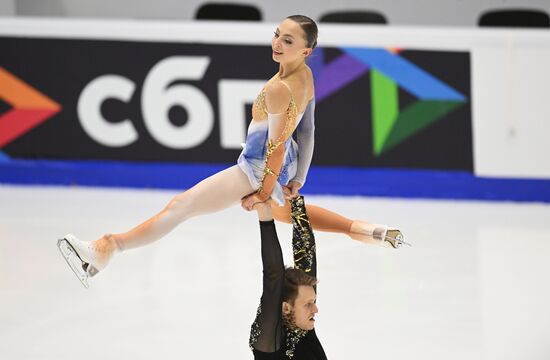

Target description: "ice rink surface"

left=1, top=184, right=549, bottom=360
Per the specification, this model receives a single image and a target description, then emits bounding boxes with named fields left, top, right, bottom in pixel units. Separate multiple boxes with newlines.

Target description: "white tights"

left=102, top=165, right=386, bottom=252
left=109, top=165, right=254, bottom=251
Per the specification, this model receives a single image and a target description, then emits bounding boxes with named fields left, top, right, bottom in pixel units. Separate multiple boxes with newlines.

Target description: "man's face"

left=284, top=285, right=318, bottom=331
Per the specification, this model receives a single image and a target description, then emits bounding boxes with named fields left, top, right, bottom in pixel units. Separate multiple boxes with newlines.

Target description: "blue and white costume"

left=237, top=83, right=315, bottom=205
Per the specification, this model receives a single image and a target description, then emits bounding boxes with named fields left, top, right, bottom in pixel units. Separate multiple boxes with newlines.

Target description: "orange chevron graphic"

left=0, top=67, right=61, bottom=147
left=387, top=47, right=404, bottom=55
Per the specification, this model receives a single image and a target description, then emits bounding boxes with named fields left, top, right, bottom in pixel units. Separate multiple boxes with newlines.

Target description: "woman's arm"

left=249, top=203, right=285, bottom=353
left=291, top=98, right=316, bottom=187
left=255, top=82, right=298, bottom=202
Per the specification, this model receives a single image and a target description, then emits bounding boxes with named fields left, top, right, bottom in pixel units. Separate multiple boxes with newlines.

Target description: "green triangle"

left=371, top=70, right=398, bottom=156
left=380, top=100, right=464, bottom=155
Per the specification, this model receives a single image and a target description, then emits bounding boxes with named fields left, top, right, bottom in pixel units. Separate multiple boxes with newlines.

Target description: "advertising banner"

left=0, top=36, right=472, bottom=170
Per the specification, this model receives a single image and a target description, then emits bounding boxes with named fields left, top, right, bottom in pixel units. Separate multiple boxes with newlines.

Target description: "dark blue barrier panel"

left=1, top=159, right=549, bottom=203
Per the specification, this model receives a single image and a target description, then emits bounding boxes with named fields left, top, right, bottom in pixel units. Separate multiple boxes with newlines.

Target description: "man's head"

left=282, top=268, right=318, bottom=331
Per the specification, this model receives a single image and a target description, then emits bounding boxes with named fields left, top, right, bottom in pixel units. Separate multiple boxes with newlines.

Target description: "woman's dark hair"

left=282, top=267, right=317, bottom=304
left=286, top=14, right=318, bottom=49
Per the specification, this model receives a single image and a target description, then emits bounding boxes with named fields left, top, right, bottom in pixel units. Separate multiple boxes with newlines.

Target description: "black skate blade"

left=57, top=238, right=90, bottom=289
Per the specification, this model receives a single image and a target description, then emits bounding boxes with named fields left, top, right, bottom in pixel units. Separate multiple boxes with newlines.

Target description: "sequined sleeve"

left=290, top=196, right=317, bottom=280
left=249, top=221, right=285, bottom=353
left=256, top=87, right=299, bottom=202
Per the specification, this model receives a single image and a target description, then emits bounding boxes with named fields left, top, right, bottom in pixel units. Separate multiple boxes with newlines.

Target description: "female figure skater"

left=249, top=196, right=326, bottom=359
left=58, top=15, right=407, bottom=288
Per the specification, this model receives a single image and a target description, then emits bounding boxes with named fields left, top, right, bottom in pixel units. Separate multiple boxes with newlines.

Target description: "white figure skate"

left=57, top=234, right=111, bottom=288
left=383, top=229, right=411, bottom=249
left=350, top=221, right=411, bottom=249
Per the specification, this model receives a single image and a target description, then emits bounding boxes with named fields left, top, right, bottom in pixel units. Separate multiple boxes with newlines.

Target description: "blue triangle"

left=342, top=47, right=466, bottom=101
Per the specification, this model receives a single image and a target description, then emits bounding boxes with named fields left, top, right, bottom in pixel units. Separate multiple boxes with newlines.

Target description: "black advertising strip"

left=0, top=37, right=472, bottom=171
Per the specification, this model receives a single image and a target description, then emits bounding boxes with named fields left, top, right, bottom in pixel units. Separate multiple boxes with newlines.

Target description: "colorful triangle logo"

left=0, top=67, right=61, bottom=148
left=310, top=47, right=467, bottom=156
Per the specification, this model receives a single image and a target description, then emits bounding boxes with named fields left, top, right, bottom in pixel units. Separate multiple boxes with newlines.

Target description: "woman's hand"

left=242, top=195, right=272, bottom=220
left=283, top=181, right=302, bottom=200
left=241, top=193, right=268, bottom=211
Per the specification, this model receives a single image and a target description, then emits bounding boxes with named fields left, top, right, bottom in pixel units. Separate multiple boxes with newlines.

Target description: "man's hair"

left=282, top=267, right=317, bottom=304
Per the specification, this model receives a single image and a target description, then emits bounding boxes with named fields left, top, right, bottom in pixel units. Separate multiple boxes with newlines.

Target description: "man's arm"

left=249, top=203, right=285, bottom=353
left=290, top=196, right=317, bottom=280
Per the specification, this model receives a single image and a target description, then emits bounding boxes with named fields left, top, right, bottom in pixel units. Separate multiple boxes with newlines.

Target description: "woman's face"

left=271, top=19, right=311, bottom=64
left=283, top=285, right=318, bottom=331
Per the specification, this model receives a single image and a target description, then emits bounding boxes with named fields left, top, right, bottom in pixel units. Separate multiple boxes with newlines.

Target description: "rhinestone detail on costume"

left=254, top=87, right=299, bottom=199
left=290, top=196, right=315, bottom=273
left=249, top=303, right=262, bottom=350
left=252, top=89, right=268, bottom=121
left=284, top=326, right=308, bottom=359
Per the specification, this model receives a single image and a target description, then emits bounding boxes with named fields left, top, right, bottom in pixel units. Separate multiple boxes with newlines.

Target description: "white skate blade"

left=386, top=238, right=412, bottom=248
left=57, top=238, right=90, bottom=289
left=384, top=234, right=412, bottom=249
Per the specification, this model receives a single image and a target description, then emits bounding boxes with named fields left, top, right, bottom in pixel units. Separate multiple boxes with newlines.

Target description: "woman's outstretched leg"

left=270, top=199, right=405, bottom=248
left=60, top=166, right=254, bottom=284
left=101, top=165, right=254, bottom=251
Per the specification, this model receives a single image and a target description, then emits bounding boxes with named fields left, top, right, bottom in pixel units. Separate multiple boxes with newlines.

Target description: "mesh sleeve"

left=292, top=98, right=315, bottom=186
left=249, top=221, right=285, bottom=353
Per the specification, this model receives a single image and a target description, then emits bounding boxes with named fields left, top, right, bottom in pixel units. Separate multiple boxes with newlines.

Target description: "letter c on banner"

left=142, top=56, right=214, bottom=149
left=77, top=75, right=138, bottom=147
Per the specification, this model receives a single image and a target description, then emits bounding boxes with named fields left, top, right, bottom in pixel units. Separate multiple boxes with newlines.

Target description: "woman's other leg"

left=270, top=199, right=399, bottom=247
left=271, top=200, right=352, bottom=233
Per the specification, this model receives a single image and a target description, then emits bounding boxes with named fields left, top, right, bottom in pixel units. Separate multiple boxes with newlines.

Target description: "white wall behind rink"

left=1, top=17, right=549, bottom=179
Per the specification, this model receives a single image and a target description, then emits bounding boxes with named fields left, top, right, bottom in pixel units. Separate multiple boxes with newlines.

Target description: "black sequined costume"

left=249, top=196, right=328, bottom=360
